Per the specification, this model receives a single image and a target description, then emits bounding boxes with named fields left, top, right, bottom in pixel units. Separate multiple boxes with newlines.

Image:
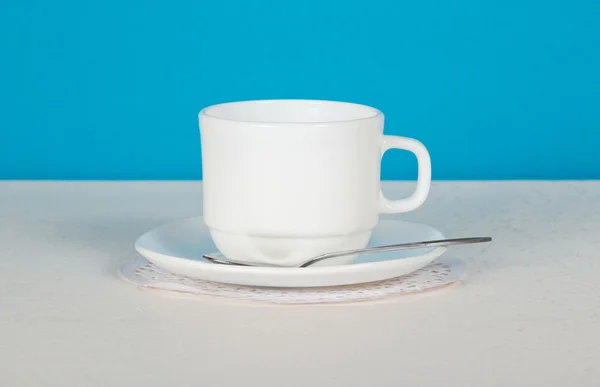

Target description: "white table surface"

left=1, top=181, right=599, bottom=387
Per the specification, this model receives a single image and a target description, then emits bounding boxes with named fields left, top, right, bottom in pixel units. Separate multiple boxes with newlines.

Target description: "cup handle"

left=379, top=135, right=432, bottom=214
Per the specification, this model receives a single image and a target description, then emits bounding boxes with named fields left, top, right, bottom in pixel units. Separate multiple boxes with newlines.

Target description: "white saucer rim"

left=134, top=216, right=447, bottom=276
left=135, top=244, right=447, bottom=276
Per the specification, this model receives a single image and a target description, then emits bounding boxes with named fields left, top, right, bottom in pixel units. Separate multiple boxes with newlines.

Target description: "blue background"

left=1, top=0, right=599, bottom=180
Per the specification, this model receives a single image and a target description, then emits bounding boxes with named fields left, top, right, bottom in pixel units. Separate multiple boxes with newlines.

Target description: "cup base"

left=209, top=228, right=372, bottom=267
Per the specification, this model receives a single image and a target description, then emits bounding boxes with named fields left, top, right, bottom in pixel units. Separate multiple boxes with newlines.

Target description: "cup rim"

left=199, top=99, right=383, bottom=126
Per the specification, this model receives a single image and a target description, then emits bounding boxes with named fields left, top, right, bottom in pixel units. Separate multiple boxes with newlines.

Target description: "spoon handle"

left=300, top=237, right=491, bottom=267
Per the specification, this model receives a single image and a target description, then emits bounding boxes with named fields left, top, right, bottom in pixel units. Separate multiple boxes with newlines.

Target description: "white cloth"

left=120, top=254, right=466, bottom=304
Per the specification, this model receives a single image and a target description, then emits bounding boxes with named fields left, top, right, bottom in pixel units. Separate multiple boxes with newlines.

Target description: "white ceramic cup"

left=199, top=100, right=431, bottom=266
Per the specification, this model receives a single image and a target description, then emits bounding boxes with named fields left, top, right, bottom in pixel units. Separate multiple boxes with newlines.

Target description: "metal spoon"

left=203, top=236, right=492, bottom=268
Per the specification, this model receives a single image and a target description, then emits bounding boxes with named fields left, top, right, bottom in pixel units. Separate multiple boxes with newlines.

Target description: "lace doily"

left=119, top=254, right=465, bottom=304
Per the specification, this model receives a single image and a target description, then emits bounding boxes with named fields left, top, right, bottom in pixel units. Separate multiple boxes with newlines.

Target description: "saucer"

left=134, top=217, right=447, bottom=288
